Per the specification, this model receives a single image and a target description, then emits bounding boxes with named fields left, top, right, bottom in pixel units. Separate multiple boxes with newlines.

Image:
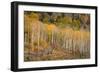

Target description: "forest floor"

left=24, top=48, right=90, bottom=62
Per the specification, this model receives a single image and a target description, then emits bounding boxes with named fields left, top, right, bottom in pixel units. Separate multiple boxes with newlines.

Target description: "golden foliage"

left=46, top=24, right=57, bottom=31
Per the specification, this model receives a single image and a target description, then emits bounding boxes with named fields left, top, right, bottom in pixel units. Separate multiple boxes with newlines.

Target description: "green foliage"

left=42, top=13, right=51, bottom=24
left=57, top=16, right=72, bottom=28
left=72, top=19, right=80, bottom=30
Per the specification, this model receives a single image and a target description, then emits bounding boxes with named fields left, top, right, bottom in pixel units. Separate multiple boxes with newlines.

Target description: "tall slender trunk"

left=51, top=31, right=53, bottom=45
left=31, top=26, right=34, bottom=51
left=37, top=25, right=40, bottom=50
